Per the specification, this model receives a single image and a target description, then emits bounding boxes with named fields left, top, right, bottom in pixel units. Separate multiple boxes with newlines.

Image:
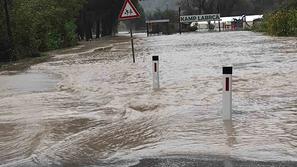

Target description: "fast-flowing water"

left=0, top=31, right=297, bottom=166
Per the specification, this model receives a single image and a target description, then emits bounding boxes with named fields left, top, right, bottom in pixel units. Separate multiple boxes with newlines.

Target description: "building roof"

left=146, top=19, right=170, bottom=24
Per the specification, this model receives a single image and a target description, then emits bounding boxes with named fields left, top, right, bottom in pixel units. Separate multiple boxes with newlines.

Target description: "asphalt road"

left=132, top=157, right=297, bottom=167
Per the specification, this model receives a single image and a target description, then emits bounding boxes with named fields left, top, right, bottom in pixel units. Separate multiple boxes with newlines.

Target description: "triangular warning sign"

left=119, top=0, right=141, bottom=20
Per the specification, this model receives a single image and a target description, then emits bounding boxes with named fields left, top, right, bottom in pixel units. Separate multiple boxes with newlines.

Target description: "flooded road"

left=0, top=31, right=297, bottom=166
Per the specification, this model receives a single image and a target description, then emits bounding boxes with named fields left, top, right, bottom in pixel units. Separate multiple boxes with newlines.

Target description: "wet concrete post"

left=152, top=56, right=160, bottom=90
left=219, top=21, right=221, bottom=32
left=223, top=67, right=233, bottom=120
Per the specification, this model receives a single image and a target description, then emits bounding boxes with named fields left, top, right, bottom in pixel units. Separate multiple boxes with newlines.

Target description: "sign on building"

left=180, top=14, right=221, bottom=23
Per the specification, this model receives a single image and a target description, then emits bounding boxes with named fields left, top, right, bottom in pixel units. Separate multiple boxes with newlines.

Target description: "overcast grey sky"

left=140, top=0, right=179, bottom=13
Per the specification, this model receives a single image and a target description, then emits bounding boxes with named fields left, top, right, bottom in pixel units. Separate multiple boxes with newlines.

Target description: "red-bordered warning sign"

left=119, top=0, right=141, bottom=20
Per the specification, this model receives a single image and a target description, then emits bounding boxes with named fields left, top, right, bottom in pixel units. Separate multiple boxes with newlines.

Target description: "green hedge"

left=0, top=0, right=85, bottom=61
left=259, top=9, right=297, bottom=36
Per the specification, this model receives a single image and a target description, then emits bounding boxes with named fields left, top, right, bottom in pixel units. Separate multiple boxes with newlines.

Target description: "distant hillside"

left=140, top=0, right=179, bottom=13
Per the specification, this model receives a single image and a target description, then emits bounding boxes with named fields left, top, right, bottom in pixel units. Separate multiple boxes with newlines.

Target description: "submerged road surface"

left=0, top=32, right=297, bottom=167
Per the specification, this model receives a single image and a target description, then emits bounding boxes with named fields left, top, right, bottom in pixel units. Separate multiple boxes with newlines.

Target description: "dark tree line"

left=178, top=0, right=286, bottom=16
left=76, top=0, right=143, bottom=41
left=0, top=0, right=86, bottom=62
left=0, top=0, right=143, bottom=62
left=77, top=0, right=122, bottom=41
left=3, top=0, right=290, bottom=63
left=0, top=0, right=14, bottom=61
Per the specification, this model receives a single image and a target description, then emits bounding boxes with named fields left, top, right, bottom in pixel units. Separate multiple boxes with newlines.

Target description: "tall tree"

left=2, top=0, right=14, bottom=61
left=178, top=0, right=283, bottom=16
left=77, top=0, right=143, bottom=39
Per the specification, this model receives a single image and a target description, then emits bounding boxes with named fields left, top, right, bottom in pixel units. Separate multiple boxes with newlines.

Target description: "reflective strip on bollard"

left=225, top=77, right=230, bottom=91
left=152, top=56, right=160, bottom=90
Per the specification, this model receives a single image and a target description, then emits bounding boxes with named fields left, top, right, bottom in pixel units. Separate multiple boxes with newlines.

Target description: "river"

left=0, top=31, right=297, bottom=166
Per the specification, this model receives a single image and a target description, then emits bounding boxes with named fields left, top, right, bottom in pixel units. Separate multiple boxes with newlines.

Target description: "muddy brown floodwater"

left=0, top=31, right=297, bottom=167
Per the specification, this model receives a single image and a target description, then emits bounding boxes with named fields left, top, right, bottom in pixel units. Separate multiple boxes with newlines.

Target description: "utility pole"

left=179, top=7, right=181, bottom=34
left=3, top=0, right=15, bottom=61
left=199, top=0, right=202, bottom=14
left=217, top=0, right=221, bottom=32
left=166, top=3, right=168, bottom=11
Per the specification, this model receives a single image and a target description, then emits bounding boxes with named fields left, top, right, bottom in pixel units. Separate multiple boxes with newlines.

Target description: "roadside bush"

left=260, top=9, right=297, bottom=36
left=0, top=0, right=85, bottom=62
left=288, top=9, right=297, bottom=36
left=63, top=20, right=78, bottom=47
left=47, top=32, right=62, bottom=50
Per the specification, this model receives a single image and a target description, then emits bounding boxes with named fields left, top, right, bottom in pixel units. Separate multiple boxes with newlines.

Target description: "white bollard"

left=152, top=56, right=160, bottom=90
left=223, top=67, right=233, bottom=120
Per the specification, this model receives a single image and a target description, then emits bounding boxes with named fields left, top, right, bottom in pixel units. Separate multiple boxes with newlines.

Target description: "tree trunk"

left=85, top=23, right=92, bottom=41
left=83, top=11, right=92, bottom=41
left=3, top=0, right=15, bottom=61
left=77, top=12, right=85, bottom=40
left=96, top=18, right=100, bottom=38
left=88, top=22, right=93, bottom=40
left=101, top=16, right=112, bottom=36
left=199, top=0, right=202, bottom=14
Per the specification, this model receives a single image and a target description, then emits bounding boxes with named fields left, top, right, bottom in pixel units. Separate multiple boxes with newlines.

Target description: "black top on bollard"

left=223, top=67, right=233, bottom=74
left=152, top=56, right=159, bottom=61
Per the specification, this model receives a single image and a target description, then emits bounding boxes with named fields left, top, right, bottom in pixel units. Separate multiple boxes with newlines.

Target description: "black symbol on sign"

left=125, top=9, right=133, bottom=15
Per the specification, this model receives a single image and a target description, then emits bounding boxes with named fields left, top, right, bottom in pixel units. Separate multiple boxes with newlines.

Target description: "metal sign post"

left=130, top=25, right=135, bottom=63
left=179, top=7, right=182, bottom=34
left=118, top=0, right=141, bottom=63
